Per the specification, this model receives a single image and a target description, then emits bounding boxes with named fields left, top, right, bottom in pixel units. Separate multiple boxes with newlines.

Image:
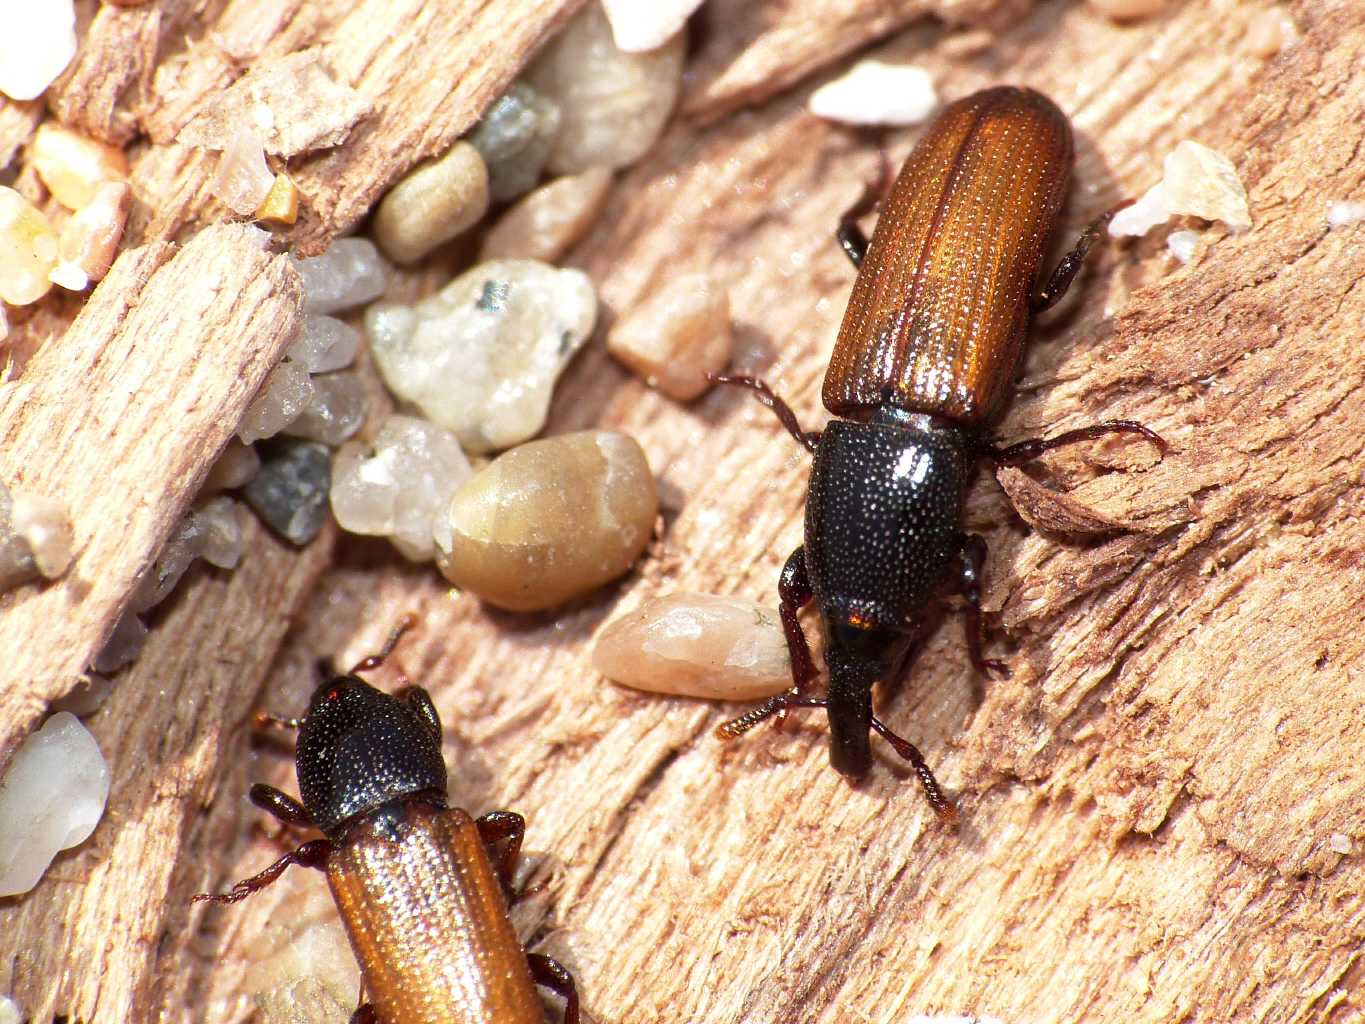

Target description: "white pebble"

left=0, top=712, right=110, bottom=897
left=1326, top=200, right=1365, bottom=229
left=0, top=0, right=76, bottom=101
left=607, top=272, right=732, bottom=400
left=193, top=495, right=245, bottom=570
left=282, top=371, right=367, bottom=446
left=0, top=185, right=59, bottom=306
left=10, top=492, right=73, bottom=579
left=1329, top=832, right=1353, bottom=855
left=238, top=359, right=315, bottom=444
left=1166, top=229, right=1201, bottom=264
left=593, top=592, right=792, bottom=701
left=372, top=141, right=490, bottom=264
left=49, top=260, right=89, bottom=291
left=330, top=415, right=472, bottom=562
left=808, top=61, right=938, bottom=126
left=294, top=238, right=389, bottom=314
left=600, top=0, right=703, bottom=52
left=1243, top=6, right=1298, bottom=58
left=365, top=259, right=596, bottom=453
left=1110, top=141, right=1251, bottom=237
left=287, top=314, right=363, bottom=374
left=209, top=127, right=277, bottom=217
left=59, top=180, right=132, bottom=284
left=0, top=995, right=22, bottom=1024
left=526, top=2, right=684, bottom=174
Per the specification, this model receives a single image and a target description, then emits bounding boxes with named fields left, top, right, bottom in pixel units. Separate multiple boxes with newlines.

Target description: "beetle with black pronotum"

left=194, top=618, right=579, bottom=1024
left=712, top=86, right=1166, bottom=822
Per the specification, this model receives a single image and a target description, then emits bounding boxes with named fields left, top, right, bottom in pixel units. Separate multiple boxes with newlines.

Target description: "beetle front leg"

left=476, top=810, right=525, bottom=897
left=984, top=421, right=1166, bottom=465
left=1031, top=201, right=1131, bottom=312
left=778, top=546, right=819, bottom=695
left=192, top=839, right=332, bottom=904
left=956, top=534, right=1008, bottom=678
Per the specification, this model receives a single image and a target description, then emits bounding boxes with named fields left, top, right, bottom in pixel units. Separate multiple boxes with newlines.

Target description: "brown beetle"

left=195, top=621, right=578, bottom=1024
left=714, top=86, right=1164, bottom=821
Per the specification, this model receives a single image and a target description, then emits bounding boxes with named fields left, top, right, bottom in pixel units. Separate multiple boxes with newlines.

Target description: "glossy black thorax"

left=804, top=411, right=971, bottom=637
left=295, top=675, right=449, bottom=841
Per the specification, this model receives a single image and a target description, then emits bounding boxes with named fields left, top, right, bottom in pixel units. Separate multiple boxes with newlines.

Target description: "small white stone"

left=593, top=592, right=792, bottom=701
left=600, top=0, right=702, bottom=52
left=526, top=2, right=684, bottom=174
left=1110, top=141, right=1251, bottom=237
left=10, top=492, right=73, bottom=579
left=1329, top=832, right=1353, bottom=855
left=1243, top=6, right=1298, bottom=58
left=49, top=260, right=89, bottom=291
left=1326, top=200, right=1365, bottom=229
left=208, top=127, right=277, bottom=217
left=808, top=61, right=938, bottom=126
left=0, top=185, right=59, bottom=305
left=1166, top=229, right=1200, bottom=264
left=283, top=371, right=367, bottom=447
left=294, top=238, right=389, bottom=314
left=0, top=0, right=77, bottom=101
left=365, top=259, right=596, bottom=453
left=193, top=495, right=245, bottom=570
left=238, top=359, right=315, bottom=444
left=0, top=712, right=110, bottom=897
left=287, top=314, right=364, bottom=374
left=330, top=415, right=472, bottom=562
left=0, top=994, right=21, bottom=1024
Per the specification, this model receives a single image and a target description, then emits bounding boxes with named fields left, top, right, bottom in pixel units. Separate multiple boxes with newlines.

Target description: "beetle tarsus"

left=527, top=953, right=581, bottom=1024
left=1031, top=201, right=1130, bottom=312
left=867, top=717, right=958, bottom=824
left=716, top=691, right=826, bottom=739
left=708, top=373, right=822, bottom=453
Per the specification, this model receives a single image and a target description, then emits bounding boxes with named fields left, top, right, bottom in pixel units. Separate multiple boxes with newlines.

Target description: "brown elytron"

left=824, top=86, right=1073, bottom=425
left=329, top=803, right=545, bottom=1024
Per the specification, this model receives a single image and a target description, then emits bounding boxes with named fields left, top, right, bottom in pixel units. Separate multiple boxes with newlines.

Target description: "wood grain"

left=2, top=1, right=1362, bottom=1023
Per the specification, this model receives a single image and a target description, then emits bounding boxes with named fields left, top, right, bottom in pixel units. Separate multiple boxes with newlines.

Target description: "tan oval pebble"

left=593, top=592, right=792, bottom=701
left=29, top=122, right=128, bottom=210
left=480, top=167, right=612, bottom=263
left=373, top=141, right=490, bottom=264
left=59, top=180, right=130, bottom=283
left=607, top=272, right=732, bottom=400
left=0, top=186, right=59, bottom=305
left=435, top=430, right=657, bottom=611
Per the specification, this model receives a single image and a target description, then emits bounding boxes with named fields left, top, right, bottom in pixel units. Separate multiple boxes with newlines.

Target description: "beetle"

left=194, top=618, right=579, bottom=1024
left=712, top=86, right=1165, bottom=821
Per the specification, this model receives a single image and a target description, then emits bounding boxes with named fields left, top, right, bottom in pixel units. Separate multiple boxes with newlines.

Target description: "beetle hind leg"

left=528, top=953, right=581, bottom=1024
left=985, top=420, right=1166, bottom=465
left=957, top=534, right=1009, bottom=678
left=1032, top=200, right=1132, bottom=312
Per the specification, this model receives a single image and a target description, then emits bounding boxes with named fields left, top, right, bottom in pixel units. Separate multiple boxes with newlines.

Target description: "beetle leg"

left=527, top=954, right=581, bottom=1024
left=1031, top=201, right=1131, bottom=313
left=348, top=1005, right=378, bottom=1024
left=253, top=710, right=306, bottom=730
left=836, top=149, right=894, bottom=268
left=475, top=810, right=525, bottom=897
left=248, top=783, right=314, bottom=827
left=985, top=420, right=1167, bottom=466
left=706, top=373, right=822, bottom=453
left=956, top=534, right=1009, bottom=678
left=191, top=839, right=331, bottom=904
left=778, top=547, right=819, bottom=695
left=867, top=717, right=958, bottom=824
left=349, top=613, right=418, bottom=674
left=716, top=692, right=827, bottom=739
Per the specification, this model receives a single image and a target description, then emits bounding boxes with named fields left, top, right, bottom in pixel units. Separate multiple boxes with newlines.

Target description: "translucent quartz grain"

left=373, top=141, right=490, bottom=264
left=210, top=127, right=276, bottom=216
left=29, top=122, right=129, bottom=210
left=606, top=272, right=732, bottom=400
left=0, top=713, right=109, bottom=897
left=525, top=2, right=684, bottom=174
left=330, top=415, right=471, bottom=562
left=238, top=359, right=314, bottom=444
left=435, top=430, right=658, bottom=611
left=287, top=314, right=363, bottom=374
left=480, top=167, right=613, bottom=263
left=593, top=592, right=792, bottom=700
left=294, top=238, right=389, bottom=315
left=365, top=259, right=596, bottom=453
left=1109, top=141, right=1251, bottom=237
left=282, top=371, right=366, bottom=446
left=58, top=180, right=131, bottom=284
left=204, top=439, right=262, bottom=492
left=0, top=186, right=59, bottom=305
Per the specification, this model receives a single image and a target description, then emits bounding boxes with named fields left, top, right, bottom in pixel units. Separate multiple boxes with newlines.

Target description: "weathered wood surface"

left=3, top=1, right=1364, bottom=1023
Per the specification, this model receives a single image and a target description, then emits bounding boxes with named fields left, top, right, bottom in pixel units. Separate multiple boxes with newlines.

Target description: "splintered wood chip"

left=178, top=49, right=372, bottom=159
left=996, top=466, right=1147, bottom=536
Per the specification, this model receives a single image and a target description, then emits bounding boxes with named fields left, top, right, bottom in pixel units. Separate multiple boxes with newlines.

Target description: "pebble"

left=294, top=238, right=389, bottom=314
left=1085, top=0, right=1167, bottom=18
left=330, top=414, right=472, bottom=562
left=0, top=998, right=17, bottom=1024
left=238, top=359, right=315, bottom=444
left=1109, top=141, right=1251, bottom=237
left=29, top=123, right=130, bottom=210
left=480, top=167, right=613, bottom=263
left=209, top=127, right=277, bottom=217
left=434, top=430, right=657, bottom=611
left=468, top=82, right=563, bottom=202
left=1243, top=6, right=1298, bottom=58
left=131, top=511, right=209, bottom=613
left=365, top=258, right=596, bottom=453
left=244, top=440, right=332, bottom=545
left=50, top=673, right=116, bottom=718
left=58, top=180, right=131, bottom=285
left=373, top=141, right=490, bottom=264
left=0, top=712, right=110, bottom=897
left=0, top=185, right=59, bottom=305
left=287, top=315, right=363, bottom=374
left=600, top=0, right=703, bottom=52
left=607, top=272, right=732, bottom=401
left=0, top=0, right=77, bottom=101
left=247, top=918, right=361, bottom=1024
left=194, top=495, right=246, bottom=570
left=282, top=371, right=367, bottom=446
left=256, top=173, right=300, bottom=225
left=526, top=2, right=684, bottom=174
left=203, top=439, right=262, bottom=492
left=808, top=61, right=938, bottom=126
left=93, top=611, right=148, bottom=674
left=1166, top=229, right=1200, bottom=264
left=1326, top=201, right=1365, bottom=229
left=593, top=592, right=793, bottom=701
left=0, top=484, right=73, bottom=590
left=1329, top=833, right=1353, bottom=856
